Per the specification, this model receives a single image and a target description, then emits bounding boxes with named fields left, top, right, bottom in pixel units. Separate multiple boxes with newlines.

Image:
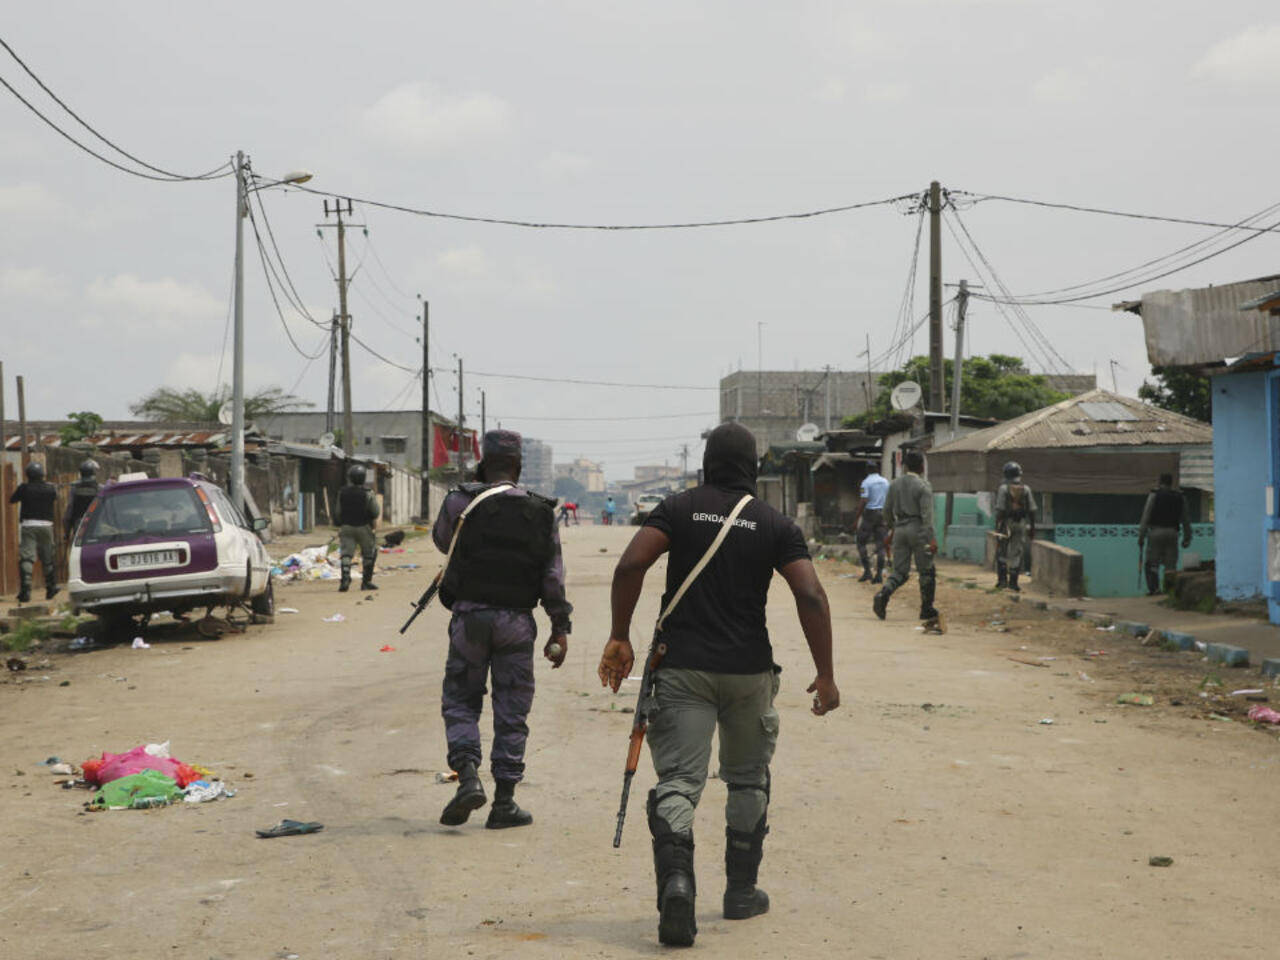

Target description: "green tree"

left=129, top=386, right=313, bottom=422
left=554, top=475, right=586, bottom=500
left=1138, top=366, right=1211, bottom=423
left=844, top=354, right=1069, bottom=428
left=58, top=410, right=104, bottom=444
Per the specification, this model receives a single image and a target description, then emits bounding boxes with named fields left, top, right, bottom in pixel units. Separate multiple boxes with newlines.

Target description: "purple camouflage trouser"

left=442, top=608, right=537, bottom=783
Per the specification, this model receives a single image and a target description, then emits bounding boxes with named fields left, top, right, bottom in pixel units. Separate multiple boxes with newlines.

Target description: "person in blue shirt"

left=852, top=462, right=890, bottom=583
left=604, top=496, right=617, bottom=526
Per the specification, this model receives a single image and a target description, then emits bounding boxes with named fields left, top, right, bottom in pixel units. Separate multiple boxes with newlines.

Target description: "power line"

left=496, top=411, right=717, bottom=422
left=285, top=182, right=916, bottom=231
left=0, top=36, right=231, bottom=181
left=350, top=331, right=418, bottom=373
left=450, top=369, right=717, bottom=390
left=245, top=202, right=328, bottom=359
left=250, top=184, right=326, bottom=327
left=957, top=190, right=1280, bottom=236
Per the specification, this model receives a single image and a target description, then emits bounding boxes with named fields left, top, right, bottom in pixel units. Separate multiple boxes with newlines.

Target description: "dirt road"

left=2, top=525, right=1276, bottom=959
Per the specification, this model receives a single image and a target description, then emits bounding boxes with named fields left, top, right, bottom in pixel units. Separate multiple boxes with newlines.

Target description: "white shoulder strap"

left=442, top=483, right=514, bottom=569
left=656, top=494, right=752, bottom=632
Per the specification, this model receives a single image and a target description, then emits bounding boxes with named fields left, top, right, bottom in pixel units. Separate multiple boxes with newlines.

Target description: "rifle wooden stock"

left=612, top=639, right=667, bottom=848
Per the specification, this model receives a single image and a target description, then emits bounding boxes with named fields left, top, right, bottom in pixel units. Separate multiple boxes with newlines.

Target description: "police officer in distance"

left=1138, top=473, right=1191, bottom=596
left=853, top=460, right=889, bottom=583
left=336, top=463, right=380, bottom=591
left=598, top=422, right=839, bottom=948
left=434, top=430, right=572, bottom=830
left=994, top=461, right=1036, bottom=592
left=873, top=448, right=940, bottom=623
left=9, top=461, right=58, bottom=602
left=65, top=459, right=100, bottom=539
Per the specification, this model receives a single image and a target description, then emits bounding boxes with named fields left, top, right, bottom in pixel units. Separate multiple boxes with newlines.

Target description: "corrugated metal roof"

left=1078, top=401, right=1137, bottom=422
left=1127, top=273, right=1280, bottom=366
left=929, top=389, right=1211, bottom=454
left=3, top=430, right=231, bottom=451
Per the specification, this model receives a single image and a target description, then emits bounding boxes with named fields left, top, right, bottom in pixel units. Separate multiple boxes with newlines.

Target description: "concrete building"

left=554, top=457, right=605, bottom=493
left=634, top=464, right=682, bottom=482
left=1124, top=273, right=1280, bottom=622
left=521, top=437, right=554, bottom=497
left=720, top=369, right=882, bottom=455
left=256, top=410, right=477, bottom=473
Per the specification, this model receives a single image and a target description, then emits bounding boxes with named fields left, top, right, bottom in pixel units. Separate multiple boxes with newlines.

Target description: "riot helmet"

left=25, top=461, right=45, bottom=482
left=347, top=463, right=367, bottom=485
left=80, top=459, right=100, bottom=480
left=1003, top=461, right=1022, bottom=481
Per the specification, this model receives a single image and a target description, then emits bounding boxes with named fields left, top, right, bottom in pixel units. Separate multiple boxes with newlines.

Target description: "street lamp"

left=230, top=151, right=312, bottom=512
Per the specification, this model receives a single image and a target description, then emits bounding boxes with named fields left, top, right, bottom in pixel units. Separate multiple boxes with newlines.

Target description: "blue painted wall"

left=1212, top=371, right=1268, bottom=601
left=1054, top=523, right=1216, bottom=598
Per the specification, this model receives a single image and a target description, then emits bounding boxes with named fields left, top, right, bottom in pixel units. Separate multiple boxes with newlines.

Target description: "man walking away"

left=10, top=461, right=58, bottom=602
left=604, top=496, right=617, bottom=526
left=853, top=461, right=889, bottom=583
left=336, top=463, right=380, bottom=592
left=65, top=459, right=100, bottom=540
left=994, top=461, right=1036, bottom=592
left=598, top=421, right=840, bottom=948
left=434, top=430, right=571, bottom=829
left=1138, top=473, right=1191, bottom=596
left=873, top=449, right=939, bottom=623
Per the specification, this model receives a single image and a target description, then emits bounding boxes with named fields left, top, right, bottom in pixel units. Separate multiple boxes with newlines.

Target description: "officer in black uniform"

left=1138, top=473, right=1191, bottom=596
left=65, top=459, right=100, bottom=539
left=9, top=461, right=58, bottom=602
left=336, top=463, right=380, bottom=592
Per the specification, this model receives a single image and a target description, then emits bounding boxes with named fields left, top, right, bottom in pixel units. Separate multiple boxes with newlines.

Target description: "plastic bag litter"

left=131, top=637, right=151, bottom=649
left=82, top=745, right=200, bottom=788
left=91, top=769, right=182, bottom=809
left=182, top=779, right=236, bottom=803
left=144, top=741, right=171, bottom=759
left=322, top=613, right=346, bottom=623
left=1247, top=704, right=1280, bottom=724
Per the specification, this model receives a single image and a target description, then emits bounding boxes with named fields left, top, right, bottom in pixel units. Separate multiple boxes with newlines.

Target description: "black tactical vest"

left=338, top=485, right=373, bottom=526
left=441, top=492, right=555, bottom=610
left=1006, top=483, right=1029, bottom=521
left=1149, top=488, right=1183, bottom=528
left=67, top=480, right=99, bottom=530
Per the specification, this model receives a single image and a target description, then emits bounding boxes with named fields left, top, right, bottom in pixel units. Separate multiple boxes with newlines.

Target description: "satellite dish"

left=217, top=402, right=234, bottom=426
left=796, top=422, right=821, bottom=442
left=890, top=381, right=922, bottom=411
left=319, top=432, right=336, bottom=448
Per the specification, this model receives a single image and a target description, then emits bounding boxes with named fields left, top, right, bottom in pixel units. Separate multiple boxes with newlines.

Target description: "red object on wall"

left=432, top=427, right=480, bottom=468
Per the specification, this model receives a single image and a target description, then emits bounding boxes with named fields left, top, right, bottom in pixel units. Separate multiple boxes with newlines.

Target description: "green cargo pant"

left=338, top=524, right=376, bottom=562
left=19, top=524, right=55, bottom=585
left=647, top=667, right=780, bottom=835
left=884, top=518, right=935, bottom=592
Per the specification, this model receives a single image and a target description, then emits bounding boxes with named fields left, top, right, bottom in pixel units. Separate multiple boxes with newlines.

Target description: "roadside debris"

left=379, top=644, right=396, bottom=652
left=1246, top=704, right=1280, bottom=724
left=131, top=637, right=151, bottom=649
left=1008, top=657, right=1048, bottom=668
left=256, top=819, right=323, bottom=838
left=322, top=613, right=346, bottom=623
left=1038, top=718, right=1055, bottom=725
left=278, top=607, right=300, bottom=614
left=183, top=780, right=236, bottom=803
left=1230, top=688, right=1264, bottom=697
left=6, top=657, right=26, bottom=671
left=1116, top=693, right=1155, bottom=706
left=435, top=770, right=459, bottom=784
left=1148, top=856, right=1174, bottom=868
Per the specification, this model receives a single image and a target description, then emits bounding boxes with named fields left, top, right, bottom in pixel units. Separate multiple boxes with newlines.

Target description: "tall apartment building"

left=521, top=437, right=555, bottom=496
left=720, top=369, right=883, bottom=454
left=554, top=457, right=605, bottom=493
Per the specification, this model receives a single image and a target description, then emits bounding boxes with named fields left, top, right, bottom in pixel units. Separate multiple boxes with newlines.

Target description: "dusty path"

left=2, top=525, right=1276, bottom=959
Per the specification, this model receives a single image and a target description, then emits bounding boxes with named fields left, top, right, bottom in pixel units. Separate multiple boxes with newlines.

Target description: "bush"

left=2, top=620, right=51, bottom=652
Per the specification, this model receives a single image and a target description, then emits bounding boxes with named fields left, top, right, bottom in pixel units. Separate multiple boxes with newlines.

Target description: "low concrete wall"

left=1031, top=539, right=1084, bottom=598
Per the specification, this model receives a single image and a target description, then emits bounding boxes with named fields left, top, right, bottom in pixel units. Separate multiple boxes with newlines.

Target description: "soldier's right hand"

left=807, top=676, right=840, bottom=716
left=598, top=637, right=635, bottom=693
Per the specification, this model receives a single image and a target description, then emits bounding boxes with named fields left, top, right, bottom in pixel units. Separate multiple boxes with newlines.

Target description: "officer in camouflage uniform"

left=434, top=430, right=572, bottom=829
left=9, top=461, right=58, bottom=603
left=336, top=463, right=380, bottom=592
left=873, top=449, right=940, bottom=622
left=1138, top=473, right=1191, bottom=596
left=65, top=459, right=100, bottom=539
left=994, top=461, right=1036, bottom=592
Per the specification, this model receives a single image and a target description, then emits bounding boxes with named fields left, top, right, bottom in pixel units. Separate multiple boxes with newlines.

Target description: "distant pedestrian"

left=994, top=461, right=1036, bottom=592
left=604, top=496, right=617, bottom=526
left=434, top=430, right=572, bottom=829
left=567, top=501, right=579, bottom=525
left=10, top=461, right=58, bottom=602
left=873, top=449, right=940, bottom=624
left=853, top=461, right=889, bottom=583
left=336, top=463, right=380, bottom=592
left=1138, top=473, right=1191, bottom=596
left=65, top=459, right=100, bottom=539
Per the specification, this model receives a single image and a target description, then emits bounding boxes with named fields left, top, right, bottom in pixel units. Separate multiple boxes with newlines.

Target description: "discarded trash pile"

left=272, top=546, right=339, bottom=582
left=54, top=741, right=237, bottom=811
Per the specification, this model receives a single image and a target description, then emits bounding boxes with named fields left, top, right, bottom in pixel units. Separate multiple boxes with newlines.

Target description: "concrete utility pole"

left=320, top=198, right=357, bottom=456
left=456, top=357, right=465, bottom=473
left=860, top=334, right=873, bottom=412
left=951, top=279, right=968, bottom=439
left=230, top=151, right=246, bottom=508
left=16, top=375, right=27, bottom=475
left=756, top=322, right=765, bottom=415
left=824, top=365, right=833, bottom=431
left=420, top=299, right=431, bottom=520
left=928, top=180, right=945, bottom=413
left=480, top=389, right=487, bottom=436
left=325, top=310, right=338, bottom=433
left=679, top=443, right=689, bottom=485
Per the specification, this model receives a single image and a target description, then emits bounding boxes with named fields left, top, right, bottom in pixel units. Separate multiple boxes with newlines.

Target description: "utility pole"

left=456, top=357, right=465, bottom=473
left=420, top=300, right=432, bottom=520
left=679, top=443, right=689, bottom=485
left=928, top=180, right=945, bottom=413
left=16, top=374, right=28, bottom=475
left=860, top=334, right=873, bottom=413
left=824, top=365, right=833, bottom=431
left=480, top=389, right=487, bottom=436
left=230, top=150, right=246, bottom=509
left=320, top=198, right=358, bottom=456
left=756, top=322, right=764, bottom=416
left=1109, top=359, right=1121, bottom=393
left=325, top=310, right=338, bottom=433
left=951, top=280, right=968, bottom=439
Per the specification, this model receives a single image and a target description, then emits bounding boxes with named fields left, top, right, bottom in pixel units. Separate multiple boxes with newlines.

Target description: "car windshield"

left=82, top=485, right=212, bottom=545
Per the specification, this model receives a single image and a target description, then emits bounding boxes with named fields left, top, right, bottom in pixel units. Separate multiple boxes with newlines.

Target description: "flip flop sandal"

left=255, top=819, right=325, bottom=838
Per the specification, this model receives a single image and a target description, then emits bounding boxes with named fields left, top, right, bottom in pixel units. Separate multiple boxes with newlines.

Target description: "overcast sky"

left=3, top=2, right=1279, bottom=479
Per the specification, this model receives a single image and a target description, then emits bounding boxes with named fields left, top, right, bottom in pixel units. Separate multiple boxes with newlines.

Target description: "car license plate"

left=117, top=550, right=180, bottom=570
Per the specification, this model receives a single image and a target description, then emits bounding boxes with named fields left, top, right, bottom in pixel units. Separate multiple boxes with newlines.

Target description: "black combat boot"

left=338, top=561, right=352, bottom=592
left=360, top=559, right=378, bottom=591
left=1145, top=564, right=1161, bottom=596
left=873, top=586, right=891, bottom=620
left=485, top=779, right=532, bottom=829
left=649, top=791, right=697, bottom=947
left=17, top=578, right=31, bottom=604
left=919, top=576, right=940, bottom=621
left=1008, top=570, right=1021, bottom=593
left=872, top=559, right=884, bottom=584
left=995, top=561, right=1008, bottom=589
left=45, top=579, right=59, bottom=601
left=724, top=817, right=770, bottom=920
left=857, top=567, right=872, bottom=583
left=439, top=761, right=486, bottom=826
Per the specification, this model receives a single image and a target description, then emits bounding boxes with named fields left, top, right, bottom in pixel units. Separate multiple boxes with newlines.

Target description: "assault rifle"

left=400, top=570, right=443, bottom=635
left=612, top=636, right=667, bottom=848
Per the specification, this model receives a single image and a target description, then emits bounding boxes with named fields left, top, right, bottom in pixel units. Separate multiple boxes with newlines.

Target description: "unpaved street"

left=2, top=524, right=1277, bottom=959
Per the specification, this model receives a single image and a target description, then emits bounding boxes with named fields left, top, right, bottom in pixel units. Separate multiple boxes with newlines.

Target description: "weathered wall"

left=1030, top=540, right=1085, bottom=598
left=1211, top=371, right=1267, bottom=601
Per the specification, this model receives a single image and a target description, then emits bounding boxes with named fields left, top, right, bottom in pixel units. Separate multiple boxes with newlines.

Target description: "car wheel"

left=250, top=577, right=275, bottom=623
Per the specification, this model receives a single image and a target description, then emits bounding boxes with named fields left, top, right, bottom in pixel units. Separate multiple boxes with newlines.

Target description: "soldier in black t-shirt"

left=598, top=422, right=840, bottom=948
left=1138, top=473, right=1191, bottom=596
left=10, top=461, right=59, bottom=602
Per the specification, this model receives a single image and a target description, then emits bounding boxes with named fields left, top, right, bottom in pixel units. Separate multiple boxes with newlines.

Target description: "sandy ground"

left=2, top=525, right=1278, bottom=959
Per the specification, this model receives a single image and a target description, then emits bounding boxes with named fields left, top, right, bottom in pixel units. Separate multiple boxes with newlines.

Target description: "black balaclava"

left=703, top=422, right=758, bottom=495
